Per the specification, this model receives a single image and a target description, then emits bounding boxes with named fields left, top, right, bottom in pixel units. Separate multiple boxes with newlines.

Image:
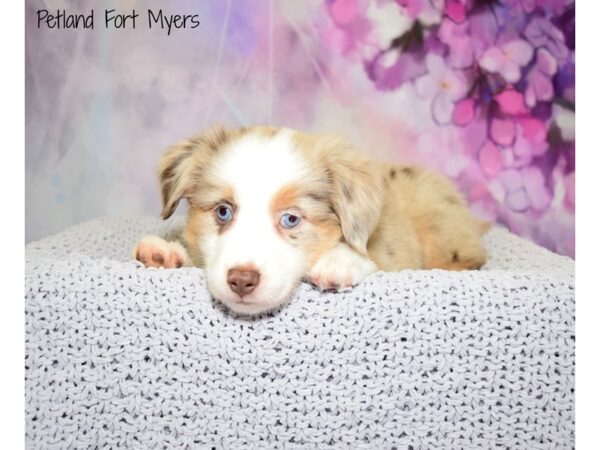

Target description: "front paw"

left=133, top=235, right=190, bottom=269
left=305, top=243, right=377, bottom=291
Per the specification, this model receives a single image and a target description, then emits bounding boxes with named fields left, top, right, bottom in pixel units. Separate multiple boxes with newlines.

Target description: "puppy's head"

left=159, top=126, right=382, bottom=315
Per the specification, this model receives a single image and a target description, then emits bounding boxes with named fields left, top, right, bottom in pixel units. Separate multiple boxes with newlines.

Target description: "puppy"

left=134, top=126, right=488, bottom=315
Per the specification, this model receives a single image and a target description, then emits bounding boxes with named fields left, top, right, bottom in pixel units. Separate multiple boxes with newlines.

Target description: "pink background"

left=26, top=0, right=575, bottom=256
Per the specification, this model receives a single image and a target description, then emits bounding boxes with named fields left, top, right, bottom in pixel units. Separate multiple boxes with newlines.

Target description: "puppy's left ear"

left=158, top=126, right=231, bottom=219
left=325, top=141, right=384, bottom=255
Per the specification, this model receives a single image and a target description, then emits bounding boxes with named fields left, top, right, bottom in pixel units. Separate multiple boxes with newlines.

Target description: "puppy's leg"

left=133, top=235, right=191, bottom=269
left=305, top=242, right=377, bottom=291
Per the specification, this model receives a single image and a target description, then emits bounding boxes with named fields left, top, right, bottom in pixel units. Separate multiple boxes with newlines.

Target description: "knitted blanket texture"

left=25, top=217, right=575, bottom=449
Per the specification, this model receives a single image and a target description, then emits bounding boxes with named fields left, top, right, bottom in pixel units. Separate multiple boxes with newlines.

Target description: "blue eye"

left=280, top=213, right=301, bottom=229
left=215, top=204, right=233, bottom=223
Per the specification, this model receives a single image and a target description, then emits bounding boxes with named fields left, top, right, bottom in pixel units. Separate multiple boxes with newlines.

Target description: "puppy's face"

left=159, top=127, right=382, bottom=315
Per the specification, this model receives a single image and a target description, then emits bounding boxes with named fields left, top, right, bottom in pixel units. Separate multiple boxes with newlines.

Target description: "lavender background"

left=26, top=0, right=575, bottom=256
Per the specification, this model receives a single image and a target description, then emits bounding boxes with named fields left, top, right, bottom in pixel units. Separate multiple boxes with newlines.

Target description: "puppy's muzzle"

left=227, top=268, right=260, bottom=297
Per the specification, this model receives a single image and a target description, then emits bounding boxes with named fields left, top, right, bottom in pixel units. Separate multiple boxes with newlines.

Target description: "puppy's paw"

left=305, top=243, right=377, bottom=291
left=133, top=235, right=190, bottom=269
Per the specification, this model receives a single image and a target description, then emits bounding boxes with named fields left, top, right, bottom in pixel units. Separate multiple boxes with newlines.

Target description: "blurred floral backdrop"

left=26, top=0, right=575, bottom=256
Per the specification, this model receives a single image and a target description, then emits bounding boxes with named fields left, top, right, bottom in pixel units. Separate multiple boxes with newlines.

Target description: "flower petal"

left=500, top=61, right=522, bottom=83
left=490, top=118, right=516, bottom=146
left=495, top=89, right=528, bottom=115
left=500, top=146, right=515, bottom=167
left=415, top=74, right=438, bottom=98
left=522, top=167, right=551, bottom=212
left=524, top=17, right=549, bottom=47
left=444, top=71, right=468, bottom=101
left=536, top=48, right=558, bottom=76
left=506, top=189, right=530, bottom=212
left=432, top=93, right=454, bottom=124
left=448, top=41, right=474, bottom=69
left=518, top=117, right=546, bottom=146
left=452, top=98, right=475, bottom=126
left=329, top=0, right=358, bottom=25
left=445, top=0, right=467, bottom=23
left=470, top=11, right=498, bottom=51
left=425, top=53, right=447, bottom=79
left=479, top=47, right=504, bottom=73
left=499, top=168, right=523, bottom=192
left=503, top=40, right=534, bottom=65
left=525, top=85, right=536, bottom=108
left=530, top=72, right=554, bottom=102
left=479, top=140, right=503, bottom=178
left=370, top=52, right=428, bottom=90
left=564, top=172, right=575, bottom=214
left=513, top=131, right=533, bottom=165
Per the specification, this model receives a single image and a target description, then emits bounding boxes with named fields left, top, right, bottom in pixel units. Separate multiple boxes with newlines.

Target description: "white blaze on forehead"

left=212, top=129, right=309, bottom=209
left=201, top=128, right=311, bottom=313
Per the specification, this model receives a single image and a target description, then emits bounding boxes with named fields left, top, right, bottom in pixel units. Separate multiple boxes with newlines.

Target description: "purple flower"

left=521, top=166, right=552, bottom=212
left=415, top=54, right=468, bottom=124
left=366, top=50, right=427, bottom=91
left=524, top=17, right=569, bottom=61
left=479, top=40, right=534, bottom=83
left=497, top=167, right=552, bottom=213
left=438, top=19, right=474, bottom=69
left=525, top=48, right=558, bottom=108
left=511, top=118, right=549, bottom=167
left=322, top=0, right=576, bottom=257
left=439, top=11, right=499, bottom=69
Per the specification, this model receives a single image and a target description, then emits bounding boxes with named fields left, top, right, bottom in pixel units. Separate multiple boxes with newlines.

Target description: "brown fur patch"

left=301, top=222, right=343, bottom=267
left=158, top=126, right=257, bottom=219
left=369, top=162, right=487, bottom=271
left=292, top=131, right=383, bottom=255
left=182, top=206, right=215, bottom=267
left=255, top=126, right=279, bottom=138
left=306, top=192, right=330, bottom=203
left=270, top=184, right=300, bottom=214
left=400, top=167, right=416, bottom=178
left=268, top=181, right=342, bottom=261
left=151, top=252, right=165, bottom=265
left=135, top=250, right=146, bottom=264
left=342, top=184, right=353, bottom=201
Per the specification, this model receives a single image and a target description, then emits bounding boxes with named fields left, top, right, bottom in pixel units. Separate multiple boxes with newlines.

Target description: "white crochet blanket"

left=25, top=217, right=575, bottom=449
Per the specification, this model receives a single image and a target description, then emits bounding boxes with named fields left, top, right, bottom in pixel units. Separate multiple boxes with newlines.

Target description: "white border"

left=575, top=1, right=598, bottom=448
left=11, top=2, right=591, bottom=448
left=0, top=1, right=24, bottom=448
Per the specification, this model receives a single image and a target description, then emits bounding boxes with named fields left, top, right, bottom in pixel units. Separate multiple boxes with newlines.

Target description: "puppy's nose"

left=227, top=268, right=260, bottom=297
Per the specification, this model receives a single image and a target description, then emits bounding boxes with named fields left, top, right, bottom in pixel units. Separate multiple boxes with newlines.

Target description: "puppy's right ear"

left=158, top=126, right=230, bottom=219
